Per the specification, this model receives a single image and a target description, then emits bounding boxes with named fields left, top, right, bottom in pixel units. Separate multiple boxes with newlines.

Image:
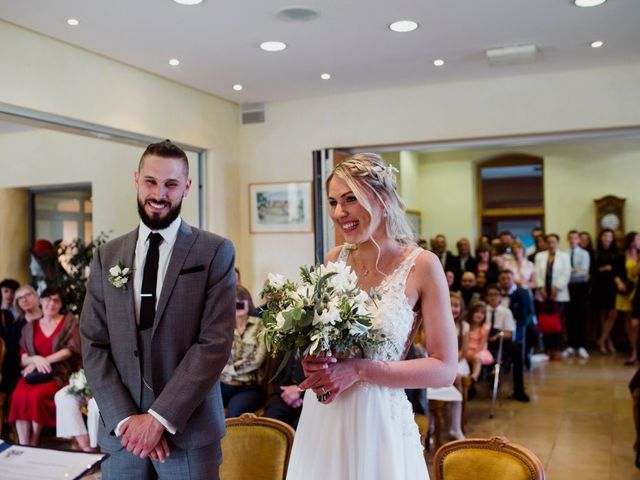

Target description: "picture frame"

left=249, top=181, right=313, bottom=233
left=405, top=209, right=422, bottom=236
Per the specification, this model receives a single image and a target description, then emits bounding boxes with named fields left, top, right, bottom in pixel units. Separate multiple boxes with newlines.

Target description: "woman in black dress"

left=594, top=229, right=619, bottom=353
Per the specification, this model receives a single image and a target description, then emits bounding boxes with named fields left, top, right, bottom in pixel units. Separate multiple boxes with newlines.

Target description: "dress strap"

left=337, top=244, right=353, bottom=262
left=393, top=246, right=424, bottom=284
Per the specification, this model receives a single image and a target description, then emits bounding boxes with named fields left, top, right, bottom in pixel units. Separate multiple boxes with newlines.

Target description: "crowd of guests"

left=416, top=228, right=639, bottom=443
left=0, top=226, right=637, bottom=450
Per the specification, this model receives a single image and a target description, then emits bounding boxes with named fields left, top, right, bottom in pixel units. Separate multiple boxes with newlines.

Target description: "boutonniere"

left=108, top=262, right=133, bottom=290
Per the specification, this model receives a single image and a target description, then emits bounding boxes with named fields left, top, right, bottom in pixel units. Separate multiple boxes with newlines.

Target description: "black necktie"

left=140, top=233, right=162, bottom=330
left=490, top=308, right=498, bottom=337
left=571, top=249, right=575, bottom=268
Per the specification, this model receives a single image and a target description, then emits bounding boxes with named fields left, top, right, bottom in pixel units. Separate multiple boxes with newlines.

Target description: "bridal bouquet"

left=66, top=368, right=92, bottom=398
left=261, top=261, right=381, bottom=380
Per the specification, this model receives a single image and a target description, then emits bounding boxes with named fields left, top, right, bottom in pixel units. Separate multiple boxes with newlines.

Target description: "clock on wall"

left=594, top=195, right=625, bottom=240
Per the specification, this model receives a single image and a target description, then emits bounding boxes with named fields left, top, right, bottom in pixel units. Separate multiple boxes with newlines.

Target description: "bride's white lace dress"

left=286, top=246, right=429, bottom=480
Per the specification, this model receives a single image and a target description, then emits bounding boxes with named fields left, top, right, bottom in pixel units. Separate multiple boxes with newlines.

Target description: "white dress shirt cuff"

left=148, top=409, right=177, bottom=435
left=114, top=416, right=131, bottom=437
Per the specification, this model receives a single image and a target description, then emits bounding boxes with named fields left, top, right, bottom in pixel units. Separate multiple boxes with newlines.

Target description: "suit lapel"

left=153, top=221, right=197, bottom=334
left=120, top=229, right=139, bottom=328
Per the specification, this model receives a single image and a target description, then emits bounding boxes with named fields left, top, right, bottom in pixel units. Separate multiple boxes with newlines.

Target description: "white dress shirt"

left=567, top=246, right=590, bottom=283
left=486, top=305, right=516, bottom=333
left=116, top=217, right=182, bottom=436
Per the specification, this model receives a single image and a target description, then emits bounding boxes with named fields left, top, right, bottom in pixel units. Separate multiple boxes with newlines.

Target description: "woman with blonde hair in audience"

left=615, top=232, right=639, bottom=365
left=595, top=229, right=620, bottom=353
left=449, top=291, right=470, bottom=439
left=8, top=288, right=81, bottom=445
left=505, top=241, right=536, bottom=290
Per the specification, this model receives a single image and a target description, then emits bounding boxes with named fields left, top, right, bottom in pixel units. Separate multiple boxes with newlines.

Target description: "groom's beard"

left=137, top=197, right=182, bottom=230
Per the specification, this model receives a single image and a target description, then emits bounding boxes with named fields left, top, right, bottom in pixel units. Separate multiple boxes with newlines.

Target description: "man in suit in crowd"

left=564, top=230, right=591, bottom=359
left=81, top=140, right=236, bottom=479
left=432, top=234, right=458, bottom=282
left=498, top=269, right=535, bottom=368
left=450, top=238, right=477, bottom=290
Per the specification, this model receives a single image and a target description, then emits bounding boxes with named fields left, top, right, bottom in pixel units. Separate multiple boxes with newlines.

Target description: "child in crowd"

left=466, top=301, right=493, bottom=382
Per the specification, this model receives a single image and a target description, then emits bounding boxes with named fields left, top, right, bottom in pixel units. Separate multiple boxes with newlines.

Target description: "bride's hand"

left=299, top=356, right=363, bottom=404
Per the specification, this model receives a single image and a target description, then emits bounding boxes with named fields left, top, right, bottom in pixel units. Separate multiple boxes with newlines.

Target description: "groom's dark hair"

left=139, top=139, right=189, bottom=177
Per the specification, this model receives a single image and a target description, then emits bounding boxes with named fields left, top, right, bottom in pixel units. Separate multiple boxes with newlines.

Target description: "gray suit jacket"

left=80, top=221, right=235, bottom=451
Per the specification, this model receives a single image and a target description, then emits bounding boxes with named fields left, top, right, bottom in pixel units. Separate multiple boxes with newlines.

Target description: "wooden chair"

left=220, top=412, right=295, bottom=480
left=433, top=436, right=546, bottom=480
left=414, top=413, right=430, bottom=449
left=428, top=399, right=447, bottom=450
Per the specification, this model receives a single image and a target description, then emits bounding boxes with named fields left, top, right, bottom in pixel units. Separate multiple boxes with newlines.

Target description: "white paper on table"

left=0, top=441, right=107, bottom=480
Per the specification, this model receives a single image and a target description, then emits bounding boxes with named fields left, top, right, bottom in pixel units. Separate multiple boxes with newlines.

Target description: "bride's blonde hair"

left=326, top=153, right=416, bottom=246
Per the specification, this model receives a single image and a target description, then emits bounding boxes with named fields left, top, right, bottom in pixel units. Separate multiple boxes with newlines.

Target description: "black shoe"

left=511, top=391, right=530, bottom=403
left=468, top=383, right=477, bottom=400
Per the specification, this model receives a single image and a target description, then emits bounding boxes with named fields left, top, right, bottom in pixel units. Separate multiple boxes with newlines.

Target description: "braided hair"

left=326, top=153, right=416, bottom=246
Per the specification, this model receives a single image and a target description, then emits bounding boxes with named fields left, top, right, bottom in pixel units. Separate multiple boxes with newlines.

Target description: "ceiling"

left=1, top=0, right=639, bottom=104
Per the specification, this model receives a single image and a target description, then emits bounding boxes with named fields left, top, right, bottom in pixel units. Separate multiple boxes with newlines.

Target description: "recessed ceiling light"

left=260, top=41, right=287, bottom=52
left=320, top=73, right=331, bottom=80
left=172, top=0, right=204, bottom=5
left=590, top=40, right=604, bottom=48
left=233, top=84, right=243, bottom=91
left=169, top=58, right=180, bottom=66
left=574, top=0, right=607, bottom=6
left=433, top=59, right=445, bottom=67
left=389, top=20, right=419, bottom=33
left=67, top=18, right=79, bottom=26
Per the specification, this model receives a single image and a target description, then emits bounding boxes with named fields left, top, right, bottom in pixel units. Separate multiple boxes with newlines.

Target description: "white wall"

left=239, top=62, right=640, bottom=295
left=0, top=127, right=200, bottom=238
left=0, top=20, right=239, bottom=240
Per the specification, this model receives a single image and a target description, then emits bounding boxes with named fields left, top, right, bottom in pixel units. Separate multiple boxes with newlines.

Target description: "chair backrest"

left=433, top=436, right=545, bottom=480
left=220, top=412, right=295, bottom=480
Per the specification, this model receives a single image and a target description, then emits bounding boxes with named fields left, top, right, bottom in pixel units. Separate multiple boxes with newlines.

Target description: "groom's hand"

left=120, top=414, right=169, bottom=461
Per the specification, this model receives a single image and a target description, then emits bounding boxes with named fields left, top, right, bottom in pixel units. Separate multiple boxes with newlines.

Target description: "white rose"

left=313, top=305, right=340, bottom=326
left=267, top=272, right=286, bottom=289
left=109, top=266, right=120, bottom=277
left=276, top=312, right=286, bottom=329
left=121, top=267, right=130, bottom=275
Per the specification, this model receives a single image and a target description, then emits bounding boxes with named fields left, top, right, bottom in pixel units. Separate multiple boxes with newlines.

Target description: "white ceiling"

left=1, top=0, right=639, bottom=104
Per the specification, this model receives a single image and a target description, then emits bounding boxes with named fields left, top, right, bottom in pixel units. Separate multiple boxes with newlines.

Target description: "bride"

left=286, top=153, right=457, bottom=479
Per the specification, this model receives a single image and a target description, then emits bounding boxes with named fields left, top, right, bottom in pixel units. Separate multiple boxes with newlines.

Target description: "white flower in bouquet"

left=67, top=368, right=92, bottom=398
left=260, top=260, right=382, bottom=382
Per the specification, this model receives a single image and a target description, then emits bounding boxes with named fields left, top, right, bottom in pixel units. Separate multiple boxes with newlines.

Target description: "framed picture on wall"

left=405, top=209, right=422, bottom=236
left=249, top=181, right=313, bottom=233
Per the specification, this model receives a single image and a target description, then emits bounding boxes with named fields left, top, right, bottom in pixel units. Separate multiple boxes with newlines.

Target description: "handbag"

left=24, top=370, right=55, bottom=384
left=537, top=301, right=562, bottom=334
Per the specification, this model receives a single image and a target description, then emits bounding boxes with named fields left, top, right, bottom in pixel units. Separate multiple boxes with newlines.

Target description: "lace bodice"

left=339, top=245, right=423, bottom=361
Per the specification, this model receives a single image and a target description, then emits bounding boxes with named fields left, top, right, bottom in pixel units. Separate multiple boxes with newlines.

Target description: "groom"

left=81, top=140, right=235, bottom=479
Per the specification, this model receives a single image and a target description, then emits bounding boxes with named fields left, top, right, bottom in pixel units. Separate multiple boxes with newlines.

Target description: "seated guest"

left=8, top=288, right=81, bottom=445
left=476, top=271, right=488, bottom=299
left=465, top=301, right=493, bottom=382
left=504, top=241, right=536, bottom=290
left=449, top=291, right=470, bottom=439
left=534, top=234, right=571, bottom=360
left=0, top=278, right=23, bottom=394
left=55, top=387, right=100, bottom=451
left=475, top=243, right=499, bottom=285
left=486, top=284, right=529, bottom=402
left=460, top=272, right=481, bottom=309
left=263, top=353, right=305, bottom=429
left=220, top=287, right=267, bottom=417
left=235, top=267, right=257, bottom=316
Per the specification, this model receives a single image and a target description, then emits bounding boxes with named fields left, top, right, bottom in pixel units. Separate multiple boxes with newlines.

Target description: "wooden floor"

left=428, top=353, right=639, bottom=479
